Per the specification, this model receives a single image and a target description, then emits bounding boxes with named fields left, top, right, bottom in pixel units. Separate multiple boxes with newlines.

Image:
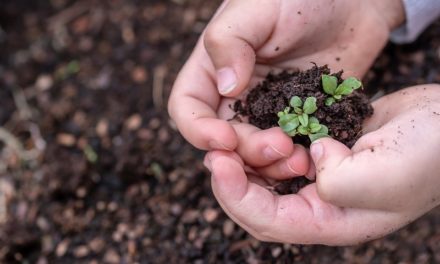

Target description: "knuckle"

left=316, top=172, right=338, bottom=203
left=203, top=24, right=226, bottom=51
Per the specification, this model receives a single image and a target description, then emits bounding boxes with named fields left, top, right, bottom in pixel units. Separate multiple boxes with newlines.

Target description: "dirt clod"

left=234, top=65, right=373, bottom=148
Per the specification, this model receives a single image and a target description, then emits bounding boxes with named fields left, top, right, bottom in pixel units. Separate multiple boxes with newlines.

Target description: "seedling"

left=277, top=96, right=329, bottom=142
left=322, top=74, right=362, bottom=106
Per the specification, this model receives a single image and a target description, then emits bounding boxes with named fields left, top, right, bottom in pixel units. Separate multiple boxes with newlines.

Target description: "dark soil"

left=1, top=1, right=440, bottom=263
left=233, top=65, right=373, bottom=148
left=233, top=65, right=373, bottom=195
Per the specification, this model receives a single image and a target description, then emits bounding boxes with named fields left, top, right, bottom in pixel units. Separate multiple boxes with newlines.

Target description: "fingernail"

left=217, top=67, right=237, bottom=95
left=263, top=145, right=286, bottom=160
left=280, top=161, right=301, bottom=176
left=209, top=140, right=231, bottom=150
left=310, top=141, right=324, bottom=163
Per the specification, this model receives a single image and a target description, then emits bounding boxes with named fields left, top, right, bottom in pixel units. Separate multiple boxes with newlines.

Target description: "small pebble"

left=148, top=118, right=161, bottom=129
left=223, top=220, right=235, bottom=237
left=103, top=249, right=120, bottom=264
left=125, top=114, right=142, bottom=131
left=35, top=74, right=53, bottom=91
left=55, top=239, right=70, bottom=257
left=271, top=247, right=282, bottom=258
left=73, top=245, right=89, bottom=258
left=203, top=208, right=219, bottom=223
left=131, top=66, right=148, bottom=83
left=181, top=209, right=199, bottom=224
left=96, top=119, right=109, bottom=137
left=56, top=133, right=76, bottom=147
left=89, top=237, right=105, bottom=253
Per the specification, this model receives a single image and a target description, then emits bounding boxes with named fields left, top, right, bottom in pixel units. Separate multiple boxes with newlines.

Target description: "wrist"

left=370, top=0, right=406, bottom=31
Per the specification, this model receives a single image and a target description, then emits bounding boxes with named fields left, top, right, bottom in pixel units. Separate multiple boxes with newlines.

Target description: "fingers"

left=256, top=144, right=310, bottom=180
left=203, top=0, right=278, bottom=96
left=231, top=123, right=310, bottom=180
left=207, top=150, right=406, bottom=245
left=168, top=38, right=238, bottom=151
left=233, top=125, right=294, bottom=167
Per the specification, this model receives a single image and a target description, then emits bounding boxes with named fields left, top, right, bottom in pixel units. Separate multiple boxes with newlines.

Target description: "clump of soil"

left=233, top=65, right=373, bottom=194
left=234, top=65, right=373, bottom=147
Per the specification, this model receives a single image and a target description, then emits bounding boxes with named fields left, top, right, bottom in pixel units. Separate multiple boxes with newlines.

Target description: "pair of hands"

left=168, top=0, right=440, bottom=245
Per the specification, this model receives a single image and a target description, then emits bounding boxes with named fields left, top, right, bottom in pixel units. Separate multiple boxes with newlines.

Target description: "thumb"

left=203, top=0, right=278, bottom=96
left=310, top=138, right=352, bottom=204
left=310, top=137, right=398, bottom=210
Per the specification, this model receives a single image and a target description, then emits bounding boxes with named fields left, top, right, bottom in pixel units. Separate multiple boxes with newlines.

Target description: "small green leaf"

left=277, top=111, right=284, bottom=118
left=335, top=77, right=362, bottom=95
left=308, top=125, right=329, bottom=142
left=322, top=74, right=338, bottom=95
left=83, top=144, right=98, bottom=163
left=309, top=133, right=329, bottom=142
left=318, top=125, right=329, bottom=134
left=309, top=123, right=322, bottom=133
left=297, top=125, right=309, bottom=135
left=283, top=119, right=300, bottom=132
left=284, top=107, right=291, bottom=114
left=334, top=95, right=342, bottom=100
left=278, top=113, right=292, bottom=125
left=290, top=96, right=303, bottom=108
left=278, top=114, right=299, bottom=132
left=66, top=60, right=80, bottom=75
left=334, top=85, right=353, bottom=96
left=342, top=77, right=362, bottom=90
left=325, top=97, right=336, bottom=106
left=309, top=117, right=319, bottom=125
left=287, top=130, right=297, bottom=137
left=303, top=97, right=317, bottom=114
left=293, top=107, right=303, bottom=114
left=298, top=113, right=309, bottom=127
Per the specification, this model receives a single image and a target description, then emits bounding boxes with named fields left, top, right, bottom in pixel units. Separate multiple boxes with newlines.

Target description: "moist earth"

left=233, top=65, right=374, bottom=194
left=233, top=65, right=373, bottom=148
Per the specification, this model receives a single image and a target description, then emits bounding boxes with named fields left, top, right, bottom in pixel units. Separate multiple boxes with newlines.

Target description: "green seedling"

left=297, top=117, right=329, bottom=142
left=277, top=96, right=329, bottom=142
left=322, top=74, right=362, bottom=106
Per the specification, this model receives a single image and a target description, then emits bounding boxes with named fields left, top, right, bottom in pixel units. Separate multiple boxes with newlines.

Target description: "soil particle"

left=274, top=177, right=312, bottom=195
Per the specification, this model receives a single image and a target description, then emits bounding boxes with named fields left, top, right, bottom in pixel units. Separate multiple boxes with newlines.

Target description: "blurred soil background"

left=0, top=0, right=439, bottom=263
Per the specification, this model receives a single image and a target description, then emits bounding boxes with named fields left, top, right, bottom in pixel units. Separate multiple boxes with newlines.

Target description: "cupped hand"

left=168, top=0, right=402, bottom=177
left=205, top=85, right=440, bottom=245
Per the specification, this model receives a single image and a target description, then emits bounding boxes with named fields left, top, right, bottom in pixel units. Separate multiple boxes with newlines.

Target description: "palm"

left=207, top=150, right=408, bottom=245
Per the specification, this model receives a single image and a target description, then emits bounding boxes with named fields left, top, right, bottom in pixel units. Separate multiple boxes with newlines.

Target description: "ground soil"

left=1, top=1, right=440, bottom=263
left=234, top=65, right=373, bottom=148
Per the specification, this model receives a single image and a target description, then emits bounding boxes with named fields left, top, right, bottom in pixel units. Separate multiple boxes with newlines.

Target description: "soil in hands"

left=233, top=65, right=373, bottom=194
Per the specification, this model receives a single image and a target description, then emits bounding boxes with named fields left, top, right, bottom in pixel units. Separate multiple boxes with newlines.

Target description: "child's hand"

left=311, top=84, right=440, bottom=214
left=205, top=85, right=440, bottom=245
left=168, top=0, right=403, bottom=170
